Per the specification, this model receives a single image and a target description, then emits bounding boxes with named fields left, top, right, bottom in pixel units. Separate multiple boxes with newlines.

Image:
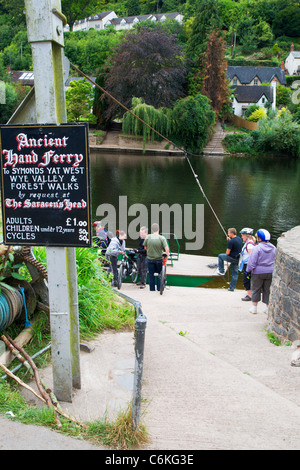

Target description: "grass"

left=267, top=332, right=291, bottom=347
left=32, top=246, right=135, bottom=340
left=0, top=380, right=149, bottom=448
left=0, top=246, right=146, bottom=449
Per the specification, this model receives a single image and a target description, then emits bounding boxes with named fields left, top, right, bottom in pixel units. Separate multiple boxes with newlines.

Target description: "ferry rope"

left=70, top=63, right=228, bottom=239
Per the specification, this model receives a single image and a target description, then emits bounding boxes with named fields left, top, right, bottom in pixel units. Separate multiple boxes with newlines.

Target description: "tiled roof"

left=227, top=66, right=286, bottom=85
left=76, top=11, right=114, bottom=24
left=232, top=85, right=274, bottom=103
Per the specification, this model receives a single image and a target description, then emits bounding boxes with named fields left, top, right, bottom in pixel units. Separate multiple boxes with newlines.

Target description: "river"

left=90, top=152, right=300, bottom=257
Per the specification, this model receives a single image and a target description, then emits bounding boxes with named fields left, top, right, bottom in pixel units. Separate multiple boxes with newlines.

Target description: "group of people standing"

left=94, top=220, right=277, bottom=310
left=95, top=222, right=168, bottom=292
left=217, top=227, right=277, bottom=314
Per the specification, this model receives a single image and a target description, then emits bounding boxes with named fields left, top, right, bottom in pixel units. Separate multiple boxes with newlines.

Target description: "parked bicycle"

left=117, top=249, right=139, bottom=289
left=159, top=252, right=168, bottom=295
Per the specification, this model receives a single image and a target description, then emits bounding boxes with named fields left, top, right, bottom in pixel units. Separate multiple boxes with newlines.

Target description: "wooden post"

left=24, top=0, right=81, bottom=402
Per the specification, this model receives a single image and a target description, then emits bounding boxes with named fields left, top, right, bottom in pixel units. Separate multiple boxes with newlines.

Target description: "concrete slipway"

left=1, top=284, right=300, bottom=450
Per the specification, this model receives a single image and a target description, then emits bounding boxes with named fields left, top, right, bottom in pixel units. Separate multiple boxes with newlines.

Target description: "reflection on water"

left=90, top=152, right=300, bottom=256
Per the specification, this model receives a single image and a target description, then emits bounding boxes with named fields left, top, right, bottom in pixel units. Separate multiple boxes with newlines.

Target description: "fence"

left=230, top=115, right=258, bottom=131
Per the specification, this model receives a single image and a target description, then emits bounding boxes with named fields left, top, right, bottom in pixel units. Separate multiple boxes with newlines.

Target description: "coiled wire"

left=0, top=285, right=24, bottom=332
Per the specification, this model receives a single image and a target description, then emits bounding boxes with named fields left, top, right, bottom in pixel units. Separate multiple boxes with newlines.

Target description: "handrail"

left=112, top=289, right=147, bottom=430
left=161, top=233, right=180, bottom=266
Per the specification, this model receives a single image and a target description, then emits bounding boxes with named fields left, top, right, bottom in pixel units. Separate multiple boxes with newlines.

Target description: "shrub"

left=244, top=104, right=259, bottom=119
left=222, top=133, right=256, bottom=154
left=247, top=107, right=267, bottom=122
left=257, top=112, right=300, bottom=157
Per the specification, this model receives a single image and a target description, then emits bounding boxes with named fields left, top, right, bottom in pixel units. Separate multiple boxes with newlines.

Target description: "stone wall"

left=268, top=226, right=300, bottom=342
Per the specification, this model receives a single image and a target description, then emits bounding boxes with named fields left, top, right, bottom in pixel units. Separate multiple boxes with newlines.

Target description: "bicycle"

left=159, top=252, right=168, bottom=295
left=117, top=249, right=139, bottom=289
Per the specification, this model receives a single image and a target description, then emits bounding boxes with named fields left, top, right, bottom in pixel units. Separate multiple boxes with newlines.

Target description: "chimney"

left=281, top=61, right=285, bottom=70
left=291, top=43, right=294, bottom=52
left=6, top=65, right=11, bottom=73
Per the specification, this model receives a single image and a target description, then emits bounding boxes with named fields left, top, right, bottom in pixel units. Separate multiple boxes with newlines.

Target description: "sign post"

left=3, top=0, right=88, bottom=402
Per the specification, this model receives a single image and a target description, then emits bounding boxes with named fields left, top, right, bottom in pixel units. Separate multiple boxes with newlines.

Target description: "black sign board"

left=0, top=123, right=92, bottom=247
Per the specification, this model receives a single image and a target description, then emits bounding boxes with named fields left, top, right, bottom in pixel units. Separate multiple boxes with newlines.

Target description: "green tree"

left=1, top=30, right=32, bottom=70
left=172, top=94, right=215, bottom=153
left=126, top=0, right=141, bottom=15
left=93, top=73, right=109, bottom=129
left=276, top=85, right=293, bottom=107
left=122, top=97, right=171, bottom=149
left=217, top=0, right=242, bottom=29
left=64, top=28, right=123, bottom=75
left=61, top=0, right=105, bottom=31
left=186, top=0, right=221, bottom=62
left=186, top=0, right=221, bottom=95
left=0, top=0, right=26, bottom=27
left=273, top=5, right=300, bottom=37
left=253, top=20, right=274, bottom=48
left=66, top=79, right=96, bottom=122
left=0, top=82, right=29, bottom=124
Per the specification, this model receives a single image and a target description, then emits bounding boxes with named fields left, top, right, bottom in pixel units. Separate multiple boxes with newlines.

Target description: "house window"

left=254, top=78, right=258, bottom=85
left=262, top=97, right=265, bottom=104
left=233, top=78, right=237, bottom=85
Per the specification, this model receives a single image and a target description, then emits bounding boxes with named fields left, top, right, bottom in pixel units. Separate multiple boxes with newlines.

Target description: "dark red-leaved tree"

left=102, top=26, right=187, bottom=120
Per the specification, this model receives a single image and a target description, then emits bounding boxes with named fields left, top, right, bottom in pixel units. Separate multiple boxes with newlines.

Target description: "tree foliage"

left=272, top=5, right=300, bottom=37
left=103, top=26, right=186, bottom=120
left=201, top=30, right=229, bottom=117
left=257, top=111, right=300, bottom=157
left=64, top=28, right=123, bottom=75
left=66, top=79, right=96, bottom=122
left=247, top=107, right=267, bottom=122
left=186, top=0, right=221, bottom=62
left=122, top=97, right=171, bottom=149
left=0, top=82, right=29, bottom=124
left=172, top=94, right=215, bottom=153
left=61, top=0, right=105, bottom=31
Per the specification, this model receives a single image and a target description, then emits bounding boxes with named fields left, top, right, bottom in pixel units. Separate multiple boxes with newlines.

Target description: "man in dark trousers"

left=144, top=223, right=169, bottom=292
left=136, top=226, right=148, bottom=289
left=217, top=227, right=243, bottom=291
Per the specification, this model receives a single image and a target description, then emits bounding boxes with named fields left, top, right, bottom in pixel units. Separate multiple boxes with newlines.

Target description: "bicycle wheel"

left=160, top=265, right=166, bottom=295
left=130, top=261, right=139, bottom=283
left=117, top=263, right=124, bottom=290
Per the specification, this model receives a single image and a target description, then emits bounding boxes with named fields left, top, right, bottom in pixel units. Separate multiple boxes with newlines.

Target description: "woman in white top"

left=239, top=227, right=256, bottom=301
